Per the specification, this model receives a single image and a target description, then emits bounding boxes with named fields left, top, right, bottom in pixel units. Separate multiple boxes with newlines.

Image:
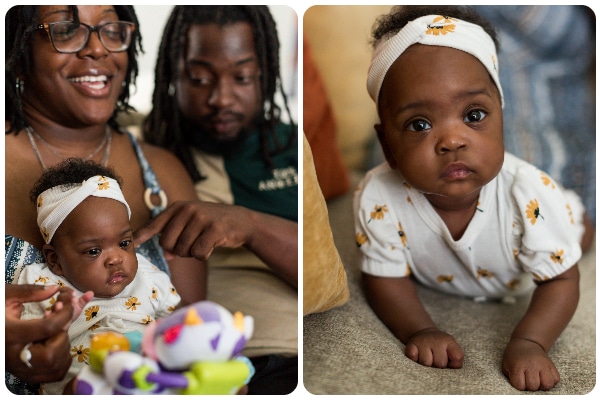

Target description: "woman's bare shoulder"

left=139, top=140, right=181, bottom=166
left=138, top=141, right=198, bottom=201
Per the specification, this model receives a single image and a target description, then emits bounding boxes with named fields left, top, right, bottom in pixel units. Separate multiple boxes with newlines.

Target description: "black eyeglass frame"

left=35, top=21, right=136, bottom=54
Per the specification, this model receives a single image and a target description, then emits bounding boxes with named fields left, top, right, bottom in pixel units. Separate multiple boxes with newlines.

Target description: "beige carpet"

left=303, top=189, right=596, bottom=395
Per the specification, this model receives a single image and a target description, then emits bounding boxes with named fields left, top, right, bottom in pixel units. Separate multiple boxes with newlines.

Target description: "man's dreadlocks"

left=143, top=5, right=297, bottom=183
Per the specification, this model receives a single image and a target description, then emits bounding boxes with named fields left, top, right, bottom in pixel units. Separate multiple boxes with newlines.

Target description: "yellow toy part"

left=181, top=359, right=251, bottom=395
left=89, top=332, right=131, bottom=372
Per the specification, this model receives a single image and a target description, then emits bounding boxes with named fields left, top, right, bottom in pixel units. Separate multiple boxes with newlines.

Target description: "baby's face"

left=49, top=196, right=138, bottom=298
left=377, top=44, right=504, bottom=205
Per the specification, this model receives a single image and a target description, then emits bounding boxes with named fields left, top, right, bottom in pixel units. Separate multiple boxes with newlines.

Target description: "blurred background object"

left=304, top=5, right=393, bottom=172
left=303, top=34, right=351, bottom=200
left=472, top=5, right=596, bottom=224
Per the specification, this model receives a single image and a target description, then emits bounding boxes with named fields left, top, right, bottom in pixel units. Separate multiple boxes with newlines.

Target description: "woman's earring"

left=168, top=83, right=175, bottom=97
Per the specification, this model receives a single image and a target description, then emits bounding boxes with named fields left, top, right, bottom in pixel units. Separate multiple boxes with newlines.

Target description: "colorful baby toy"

left=74, top=301, right=254, bottom=395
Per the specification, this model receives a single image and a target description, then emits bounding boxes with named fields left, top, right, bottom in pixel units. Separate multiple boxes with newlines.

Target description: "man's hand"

left=134, top=201, right=252, bottom=260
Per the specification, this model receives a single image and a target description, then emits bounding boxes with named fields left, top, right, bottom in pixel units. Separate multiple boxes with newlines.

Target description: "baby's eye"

left=120, top=240, right=132, bottom=249
left=464, top=109, right=487, bottom=123
left=407, top=119, right=431, bottom=132
left=86, top=248, right=101, bottom=257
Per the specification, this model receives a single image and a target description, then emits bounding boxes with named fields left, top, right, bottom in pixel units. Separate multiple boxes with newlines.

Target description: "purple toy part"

left=232, top=336, right=246, bottom=356
left=118, top=369, right=137, bottom=390
left=147, top=371, right=189, bottom=388
left=211, top=334, right=219, bottom=350
left=75, top=380, right=94, bottom=395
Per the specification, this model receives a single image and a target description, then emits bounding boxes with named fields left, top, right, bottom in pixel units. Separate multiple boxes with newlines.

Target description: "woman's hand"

left=5, top=284, right=75, bottom=384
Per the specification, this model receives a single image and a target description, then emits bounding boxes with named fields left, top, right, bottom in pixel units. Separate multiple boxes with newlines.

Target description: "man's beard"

left=182, top=117, right=254, bottom=156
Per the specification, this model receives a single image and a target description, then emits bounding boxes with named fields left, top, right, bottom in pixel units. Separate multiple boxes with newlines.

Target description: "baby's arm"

left=363, top=273, right=464, bottom=369
left=503, top=264, right=579, bottom=391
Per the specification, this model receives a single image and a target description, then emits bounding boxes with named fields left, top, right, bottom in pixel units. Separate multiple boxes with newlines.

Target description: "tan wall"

left=303, top=5, right=392, bottom=171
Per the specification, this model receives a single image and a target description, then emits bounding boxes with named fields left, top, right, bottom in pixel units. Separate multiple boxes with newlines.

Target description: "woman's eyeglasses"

left=35, top=21, right=135, bottom=54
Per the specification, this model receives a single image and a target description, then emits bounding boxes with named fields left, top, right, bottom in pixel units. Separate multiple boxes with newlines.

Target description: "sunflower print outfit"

left=18, top=253, right=181, bottom=395
left=354, top=152, right=583, bottom=300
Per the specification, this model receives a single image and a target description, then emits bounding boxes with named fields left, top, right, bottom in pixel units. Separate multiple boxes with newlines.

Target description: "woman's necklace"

left=26, top=126, right=112, bottom=170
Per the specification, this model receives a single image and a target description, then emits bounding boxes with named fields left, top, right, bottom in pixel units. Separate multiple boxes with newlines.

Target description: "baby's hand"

left=46, top=290, right=94, bottom=328
left=404, top=327, right=464, bottom=369
left=502, top=338, right=560, bottom=391
left=71, top=291, right=94, bottom=320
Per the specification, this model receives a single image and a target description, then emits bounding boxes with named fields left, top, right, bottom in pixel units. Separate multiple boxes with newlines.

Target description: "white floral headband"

left=367, top=14, right=504, bottom=108
left=36, top=175, right=131, bottom=244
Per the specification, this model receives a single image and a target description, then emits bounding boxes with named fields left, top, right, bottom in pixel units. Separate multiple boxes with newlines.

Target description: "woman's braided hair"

left=143, top=5, right=296, bottom=182
left=5, top=5, right=143, bottom=135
